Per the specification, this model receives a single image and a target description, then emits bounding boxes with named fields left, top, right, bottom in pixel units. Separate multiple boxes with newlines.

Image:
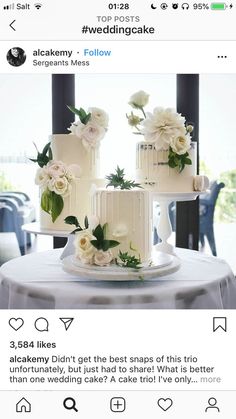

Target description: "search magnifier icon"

left=63, top=397, right=78, bottom=412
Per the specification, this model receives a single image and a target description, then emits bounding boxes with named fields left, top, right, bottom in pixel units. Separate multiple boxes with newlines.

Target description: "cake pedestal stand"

left=153, top=192, right=201, bottom=256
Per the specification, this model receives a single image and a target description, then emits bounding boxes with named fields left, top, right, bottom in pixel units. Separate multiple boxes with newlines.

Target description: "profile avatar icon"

left=7, top=47, right=26, bottom=67
left=205, top=397, right=220, bottom=412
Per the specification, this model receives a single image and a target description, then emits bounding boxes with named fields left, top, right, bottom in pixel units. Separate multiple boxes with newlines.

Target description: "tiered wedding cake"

left=34, top=106, right=108, bottom=231
left=127, top=91, right=209, bottom=193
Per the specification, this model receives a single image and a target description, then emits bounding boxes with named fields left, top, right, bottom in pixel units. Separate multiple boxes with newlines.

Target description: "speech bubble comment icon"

left=34, top=317, right=49, bottom=332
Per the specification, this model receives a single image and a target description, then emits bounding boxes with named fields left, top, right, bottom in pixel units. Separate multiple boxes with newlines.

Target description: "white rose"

left=89, top=107, right=109, bottom=129
left=35, top=167, right=49, bottom=187
left=94, top=249, right=113, bottom=267
left=75, top=121, right=106, bottom=150
left=142, top=107, right=186, bottom=150
left=170, top=133, right=191, bottom=155
left=48, top=176, right=70, bottom=196
left=129, top=90, right=149, bottom=108
left=74, top=230, right=96, bottom=264
left=112, top=224, right=128, bottom=238
left=46, top=160, right=67, bottom=177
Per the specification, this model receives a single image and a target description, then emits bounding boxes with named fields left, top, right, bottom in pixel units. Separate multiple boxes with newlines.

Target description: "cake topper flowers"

left=68, top=105, right=109, bottom=151
left=127, top=91, right=194, bottom=172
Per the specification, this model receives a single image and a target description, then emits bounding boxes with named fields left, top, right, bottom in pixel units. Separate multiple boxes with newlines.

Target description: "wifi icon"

left=34, top=3, right=42, bottom=9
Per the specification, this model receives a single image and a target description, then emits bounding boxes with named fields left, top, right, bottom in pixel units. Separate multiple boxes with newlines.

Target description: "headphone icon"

left=182, top=2, right=189, bottom=9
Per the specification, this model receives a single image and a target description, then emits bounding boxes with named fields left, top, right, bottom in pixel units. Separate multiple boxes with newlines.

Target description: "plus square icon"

left=110, top=397, right=126, bottom=412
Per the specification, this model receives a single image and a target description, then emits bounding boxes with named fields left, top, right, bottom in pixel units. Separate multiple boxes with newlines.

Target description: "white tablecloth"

left=0, top=248, right=236, bottom=309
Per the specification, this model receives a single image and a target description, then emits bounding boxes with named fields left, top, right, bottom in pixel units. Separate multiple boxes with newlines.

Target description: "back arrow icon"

left=9, top=20, right=16, bottom=31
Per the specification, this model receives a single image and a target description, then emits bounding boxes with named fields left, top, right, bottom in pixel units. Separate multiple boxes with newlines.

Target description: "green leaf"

left=51, top=192, right=64, bottom=223
left=185, top=158, right=192, bottom=165
left=106, top=166, right=142, bottom=190
left=90, top=240, right=102, bottom=250
left=41, top=189, right=52, bottom=214
left=93, top=224, right=104, bottom=242
left=102, top=222, right=108, bottom=237
left=64, top=216, right=80, bottom=227
left=84, top=216, right=89, bottom=229
left=83, top=112, right=91, bottom=125
left=107, top=240, right=120, bottom=249
left=67, top=105, right=82, bottom=117
left=42, top=142, right=51, bottom=156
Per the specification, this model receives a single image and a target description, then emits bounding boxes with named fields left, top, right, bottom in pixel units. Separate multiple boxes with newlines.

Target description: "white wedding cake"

left=34, top=105, right=109, bottom=231
left=39, top=134, right=102, bottom=231
left=136, top=141, right=203, bottom=192
left=91, top=188, right=153, bottom=263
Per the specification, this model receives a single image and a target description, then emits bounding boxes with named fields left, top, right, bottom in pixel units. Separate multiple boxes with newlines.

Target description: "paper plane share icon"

left=59, top=317, right=74, bottom=331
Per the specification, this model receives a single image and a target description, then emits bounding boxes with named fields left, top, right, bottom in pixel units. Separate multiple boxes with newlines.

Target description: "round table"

left=22, top=222, right=70, bottom=253
left=0, top=248, right=235, bottom=309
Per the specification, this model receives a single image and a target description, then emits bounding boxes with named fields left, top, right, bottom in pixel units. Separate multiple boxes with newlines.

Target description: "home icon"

left=16, top=397, right=31, bottom=413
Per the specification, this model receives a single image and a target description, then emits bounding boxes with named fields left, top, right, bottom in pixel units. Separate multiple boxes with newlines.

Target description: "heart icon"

left=157, top=398, right=173, bottom=411
left=9, top=318, right=24, bottom=331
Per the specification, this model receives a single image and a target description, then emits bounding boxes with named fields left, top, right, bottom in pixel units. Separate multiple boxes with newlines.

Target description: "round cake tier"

left=136, top=141, right=197, bottom=192
left=40, top=178, right=105, bottom=231
left=50, top=134, right=100, bottom=179
left=91, top=188, right=153, bottom=263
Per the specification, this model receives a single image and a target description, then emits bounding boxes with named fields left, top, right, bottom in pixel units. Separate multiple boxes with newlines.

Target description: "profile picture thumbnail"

left=7, top=47, right=26, bottom=67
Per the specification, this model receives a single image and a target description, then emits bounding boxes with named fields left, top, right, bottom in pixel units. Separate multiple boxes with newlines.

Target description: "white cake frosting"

left=39, top=134, right=103, bottom=231
left=136, top=141, right=198, bottom=192
left=91, top=188, right=153, bottom=262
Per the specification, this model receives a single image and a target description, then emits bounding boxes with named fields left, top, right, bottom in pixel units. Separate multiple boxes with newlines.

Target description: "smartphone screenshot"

left=0, top=0, right=236, bottom=417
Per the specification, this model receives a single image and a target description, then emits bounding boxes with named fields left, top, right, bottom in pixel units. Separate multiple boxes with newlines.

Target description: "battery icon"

left=211, top=3, right=226, bottom=9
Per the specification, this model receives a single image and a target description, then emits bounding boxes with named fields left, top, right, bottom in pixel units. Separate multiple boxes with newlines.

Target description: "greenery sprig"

left=106, top=166, right=142, bottom=190
left=64, top=215, right=89, bottom=233
left=168, top=148, right=192, bottom=173
left=116, top=250, right=142, bottom=270
left=41, top=189, right=63, bottom=223
left=30, top=142, right=52, bottom=168
left=67, top=105, right=91, bottom=125
left=91, top=224, right=120, bottom=252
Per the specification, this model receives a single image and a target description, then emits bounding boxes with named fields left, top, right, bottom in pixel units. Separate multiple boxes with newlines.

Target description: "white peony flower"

left=35, top=167, right=50, bottom=186
left=142, top=107, right=186, bottom=150
left=46, top=160, right=67, bottom=178
left=74, top=230, right=96, bottom=264
left=74, top=121, right=106, bottom=150
left=112, top=224, right=128, bottom=238
left=94, top=249, right=113, bottom=266
left=129, top=90, right=149, bottom=108
left=48, top=176, right=70, bottom=196
left=170, top=133, right=191, bottom=155
left=89, top=107, right=109, bottom=129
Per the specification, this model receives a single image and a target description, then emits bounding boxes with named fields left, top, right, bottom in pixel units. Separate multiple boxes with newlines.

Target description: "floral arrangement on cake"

left=68, top=105, right=109, bottom=150
left=65, top=215, right=142, bottom=270
left=106, top=166, right=142, bottom=190
left=126, top=90, right=194, bottom=172
left=31, top=143, right=81, bottom=222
